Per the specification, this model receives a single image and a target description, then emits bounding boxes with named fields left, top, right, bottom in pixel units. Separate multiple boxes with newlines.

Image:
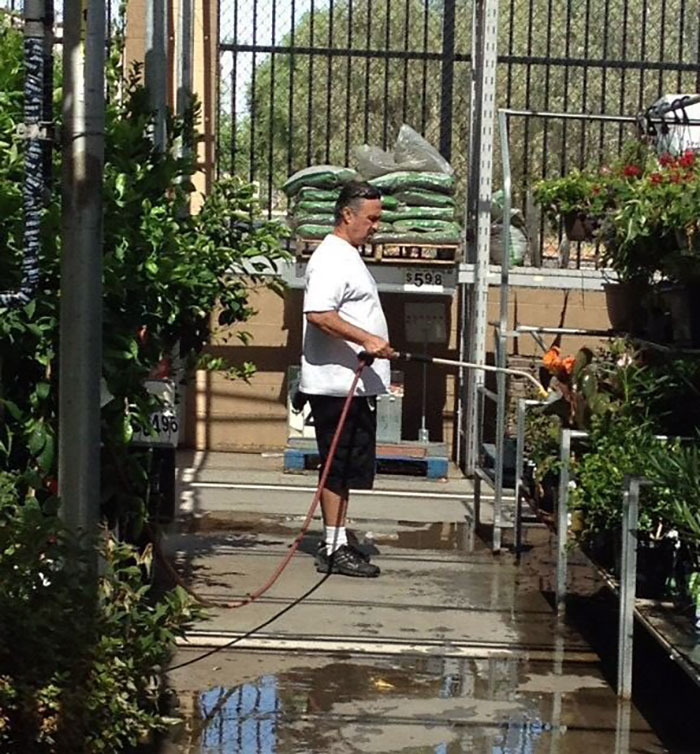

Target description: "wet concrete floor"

left=160, top=468, right=685, bottom=753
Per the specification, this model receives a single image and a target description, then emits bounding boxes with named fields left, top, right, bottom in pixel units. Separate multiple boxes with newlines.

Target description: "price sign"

left=403, top=267, right=454, bottom=292
left=132, top=379, right=180, bottom=448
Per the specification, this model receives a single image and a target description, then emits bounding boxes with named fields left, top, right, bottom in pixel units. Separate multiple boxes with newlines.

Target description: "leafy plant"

left=570, top=413, right=676, bottom=537
left=0, top=472, right=199, bottom=752
left=0, top=16, right=289, bottom=528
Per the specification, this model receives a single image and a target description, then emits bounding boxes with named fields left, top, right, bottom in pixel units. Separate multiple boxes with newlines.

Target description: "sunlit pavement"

left=160, top=452, right=666, bottom=753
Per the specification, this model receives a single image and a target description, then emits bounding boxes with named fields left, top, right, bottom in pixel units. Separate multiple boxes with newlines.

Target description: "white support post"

left=59, top=0, right=105, bottom=543
left=463, top=0, right=499, bottom=474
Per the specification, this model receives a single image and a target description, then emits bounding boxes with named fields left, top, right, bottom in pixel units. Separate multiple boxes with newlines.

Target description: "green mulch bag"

left=381, top=206, right=455, bottom=222
left=294, top=200, right=337, bottom=214
left=296, top=187, right=341, bottom=202
left=369, top=171, right=455, bottom=195
left=372, top=229, right=462, bottom=245
left=393, top=190, right=455, bottom=208
left=295, top=224, right=335, bottom=239
left=282, top=165, right=360, bottom=197
left=294, top=189, right=399, bottom=211
left=289, top=213, right=335, bottom=228
left=393, top=219, right=460, bottom=234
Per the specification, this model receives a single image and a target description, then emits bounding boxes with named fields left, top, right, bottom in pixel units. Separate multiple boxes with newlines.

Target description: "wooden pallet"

left=295, top=236, right=461, bottom=264
left=284, top=437, right=449, bottom=479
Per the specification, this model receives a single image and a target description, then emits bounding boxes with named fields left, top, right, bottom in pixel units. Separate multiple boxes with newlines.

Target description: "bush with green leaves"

left=0, top=17, right=288, bottom=526
left=0, top=471, right=199, bottom=752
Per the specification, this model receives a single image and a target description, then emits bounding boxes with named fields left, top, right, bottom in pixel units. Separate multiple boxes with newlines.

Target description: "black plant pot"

left=658, top=282, right=700, bottom=348
left=636, top=536, right=675, bottom=599
left=582, top=529, right=617, bottom=573
left=603, top=280, right=649, bottom=335
left=564, top=211, right=596, bottom=242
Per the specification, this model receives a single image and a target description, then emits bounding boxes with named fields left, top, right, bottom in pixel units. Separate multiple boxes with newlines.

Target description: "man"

left=300, top=181, right=395, bottom=578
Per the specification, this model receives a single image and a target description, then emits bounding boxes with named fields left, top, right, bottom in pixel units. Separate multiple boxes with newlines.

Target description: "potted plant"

left=604, top=149, right=700, bottom=343
left=534, top=170, right=607, bottom=242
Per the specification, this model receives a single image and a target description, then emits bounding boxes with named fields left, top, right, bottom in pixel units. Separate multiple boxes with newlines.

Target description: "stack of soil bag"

left=282, top=125, right=462, bottom=246
left=282, top=165, right=399, bottom=239
left=366, top=170, right=460, bottom=245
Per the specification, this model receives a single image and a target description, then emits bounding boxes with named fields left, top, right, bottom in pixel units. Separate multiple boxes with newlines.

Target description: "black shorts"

left=308, top=395, right=377, bottom=493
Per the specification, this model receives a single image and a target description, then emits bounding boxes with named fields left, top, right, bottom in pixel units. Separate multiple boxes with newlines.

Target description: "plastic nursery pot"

left=564, top=212, right=596, bottom=243
left=603, top=280, right=648, bottom=335
left=658, top=282, right=700, bottom=348
left=636, top=536, right=675, bottom=600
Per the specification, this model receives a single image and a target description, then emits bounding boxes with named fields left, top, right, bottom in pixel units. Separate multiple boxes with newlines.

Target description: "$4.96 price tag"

left=132, top=379, right=180, bottom=448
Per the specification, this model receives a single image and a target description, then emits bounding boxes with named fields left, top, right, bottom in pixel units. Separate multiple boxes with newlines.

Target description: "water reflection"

left=176, top=657, right=557, bottom=754
left=198, top=676, right=278, bottom=753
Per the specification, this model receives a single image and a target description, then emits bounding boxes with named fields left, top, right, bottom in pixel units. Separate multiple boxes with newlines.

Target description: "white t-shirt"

left=300, top=234, right=390, bottom=397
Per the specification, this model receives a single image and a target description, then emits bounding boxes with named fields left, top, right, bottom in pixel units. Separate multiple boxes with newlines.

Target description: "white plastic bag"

left=393, top=124, right=454, bottom=175
left=352, top=145, right=399, bottom=179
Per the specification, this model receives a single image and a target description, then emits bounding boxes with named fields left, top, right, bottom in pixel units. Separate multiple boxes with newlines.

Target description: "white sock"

left=325, top=526, right=348, bottom=555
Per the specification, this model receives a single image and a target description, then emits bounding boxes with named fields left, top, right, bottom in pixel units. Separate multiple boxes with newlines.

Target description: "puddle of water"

left=161, top=654, right=665, bottom=754
left=369, top=521, right=473, bottom=552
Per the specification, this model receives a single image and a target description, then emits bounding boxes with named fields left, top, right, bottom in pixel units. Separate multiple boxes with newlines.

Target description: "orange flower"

left=543, top=346, right=575, bottom=378
left=542, top=346, right=562, bottom=373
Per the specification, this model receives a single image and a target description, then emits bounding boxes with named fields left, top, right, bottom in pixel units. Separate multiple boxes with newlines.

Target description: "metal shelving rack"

left=468, top=100, right=700, bottom=553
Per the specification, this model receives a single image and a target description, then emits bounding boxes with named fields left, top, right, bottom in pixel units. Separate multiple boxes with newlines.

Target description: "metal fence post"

left=617, top=475, right=640, bottom=699
left=514, top=398, right=527, bottom=555
left=464, top=0, right=499, bottom=474
left=556, top=429, right=572, bottom=613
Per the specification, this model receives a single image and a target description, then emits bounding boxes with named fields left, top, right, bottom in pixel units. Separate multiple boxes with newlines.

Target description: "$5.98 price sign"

left=403, top=269, right=445, bottom=290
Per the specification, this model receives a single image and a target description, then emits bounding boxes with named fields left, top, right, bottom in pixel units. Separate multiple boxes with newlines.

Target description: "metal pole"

left=59, top=0, right=105, bottom=540
left=617, top=475, right=640, bottom=699
left=514, top=398, right=527, bottom=555
left=145, top=0, right=167, bottom=151
left=464, top=0, right=500, bottom=474
left=491, top=110, right=512, bottom=553
left=439, top=0, right=456, bottom=161
left=556, top=429, right=571, bottom=613
left=176, top=0, right=193, bottom=152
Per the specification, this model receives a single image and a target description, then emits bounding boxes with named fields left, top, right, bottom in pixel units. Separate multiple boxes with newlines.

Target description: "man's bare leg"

left=320, top=487, right=349, bottom=554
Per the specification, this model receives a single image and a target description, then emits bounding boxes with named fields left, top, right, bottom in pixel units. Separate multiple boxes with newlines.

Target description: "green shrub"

left=0, top=472, right=198, bottom=752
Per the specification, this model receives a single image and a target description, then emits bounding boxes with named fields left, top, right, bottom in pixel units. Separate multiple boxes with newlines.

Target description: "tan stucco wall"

left=184, top=283, right=612, bottom=454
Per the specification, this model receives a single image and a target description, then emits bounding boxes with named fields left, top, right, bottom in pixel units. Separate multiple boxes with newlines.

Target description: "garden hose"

left=166, top=351, right=547, bottom=670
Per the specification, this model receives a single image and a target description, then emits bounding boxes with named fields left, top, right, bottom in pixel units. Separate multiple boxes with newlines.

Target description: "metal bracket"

left=16, top=121, right=59, bottom=142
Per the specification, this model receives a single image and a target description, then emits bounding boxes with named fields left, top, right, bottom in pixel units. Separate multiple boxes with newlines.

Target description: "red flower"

left=669, top=171, right=682, bottom=183
left=46, top=477, right=58, bottom=496
left=679, top=149, right=696, bottom=168
left=623, top=164, right=642, bottom=178
left=649, top=172, right=663, bottom=185
left=659, top=153, right=674, bottom=167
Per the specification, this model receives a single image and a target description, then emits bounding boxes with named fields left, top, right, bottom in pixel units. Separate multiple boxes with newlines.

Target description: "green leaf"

left=2, top=399, right=22, bottom=420
left=35, top=382, right=50, bottom=400
left=36, top=433, right=55, bottom=472
left=122, top=414, right=134, bottom=444
left=28, top=424, right=47, bottom=455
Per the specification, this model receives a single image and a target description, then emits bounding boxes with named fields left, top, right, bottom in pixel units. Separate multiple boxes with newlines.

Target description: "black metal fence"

left=219, top=0, right=700, bottom=231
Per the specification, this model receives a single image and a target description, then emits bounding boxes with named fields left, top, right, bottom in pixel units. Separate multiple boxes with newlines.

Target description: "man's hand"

left=361, top=334, right=396, bottom=359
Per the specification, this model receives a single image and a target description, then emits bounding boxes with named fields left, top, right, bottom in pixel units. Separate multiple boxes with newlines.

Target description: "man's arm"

left=306, top=310, right=395, bottom=359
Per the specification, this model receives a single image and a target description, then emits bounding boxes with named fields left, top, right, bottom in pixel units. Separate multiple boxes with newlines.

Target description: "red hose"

left=221, top=359, right=367, bottom=609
